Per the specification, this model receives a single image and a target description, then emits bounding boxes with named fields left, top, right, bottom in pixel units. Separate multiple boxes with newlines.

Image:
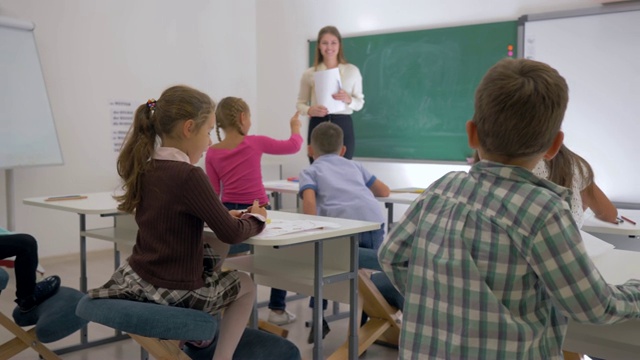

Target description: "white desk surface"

left=23, top=191, right=120, bottom=215
left=582, top=209, right=640, bottom=237
left=263, top=180, right=299, bottom=194
left=564, top=248, right=640, bottom=358
left=263, top=180, right=422, bottom=206
left=242, top=211, right=380, bottom=246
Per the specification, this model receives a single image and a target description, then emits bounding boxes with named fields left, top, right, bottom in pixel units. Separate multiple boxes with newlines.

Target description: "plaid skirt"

left=87, top=244, right=240, bottom=316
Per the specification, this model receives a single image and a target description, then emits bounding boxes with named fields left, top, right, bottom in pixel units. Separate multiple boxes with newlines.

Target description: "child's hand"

left=290, top=111, right=302, bottom=133
left=247, top=199, right=268, bottom=218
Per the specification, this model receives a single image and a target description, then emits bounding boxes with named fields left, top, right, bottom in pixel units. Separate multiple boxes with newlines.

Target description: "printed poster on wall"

left=109, top=100, right=136, bottom=153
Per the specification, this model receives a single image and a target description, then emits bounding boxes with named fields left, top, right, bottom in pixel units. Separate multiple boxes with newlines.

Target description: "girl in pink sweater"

left=206, top=97, right=302, bottom=325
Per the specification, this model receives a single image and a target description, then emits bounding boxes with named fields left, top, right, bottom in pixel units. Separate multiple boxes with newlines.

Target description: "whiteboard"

left=521, top=5, right=640, bottom=206
left=0, top=16, right=63, bottom=169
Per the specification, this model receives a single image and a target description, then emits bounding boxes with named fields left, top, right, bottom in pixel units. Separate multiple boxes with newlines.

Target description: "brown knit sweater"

left=127, top=160, right=264, bottom=290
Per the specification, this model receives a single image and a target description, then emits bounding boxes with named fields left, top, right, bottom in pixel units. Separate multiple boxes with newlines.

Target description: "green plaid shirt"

left=379, top=161, right=640, bottom=359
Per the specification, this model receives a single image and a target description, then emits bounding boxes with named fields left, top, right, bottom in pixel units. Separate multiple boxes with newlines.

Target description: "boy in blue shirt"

left=299, top=121, right=392, bottom=342
left=379, top=58, right=640, bottom=359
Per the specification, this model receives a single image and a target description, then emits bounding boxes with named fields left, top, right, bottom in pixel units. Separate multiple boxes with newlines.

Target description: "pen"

left=616, top=216, right=624, bottom=224
left=240, top=203, right=270, bottom=214
left=621, top=216, right=636, bottom=225
left=45, top=195, right=88, bottom=202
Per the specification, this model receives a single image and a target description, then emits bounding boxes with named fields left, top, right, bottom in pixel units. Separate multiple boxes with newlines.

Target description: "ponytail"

left=115, top=101, right=157, bottom=212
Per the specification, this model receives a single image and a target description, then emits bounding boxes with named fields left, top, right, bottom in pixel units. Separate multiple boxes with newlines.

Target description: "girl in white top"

left=297, top=25, right=364, bottom=162
left=533, top=144, right=617, bottom=227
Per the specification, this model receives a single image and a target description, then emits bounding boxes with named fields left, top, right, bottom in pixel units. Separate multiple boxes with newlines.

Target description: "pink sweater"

left=205, top=134, right=302, bottom=204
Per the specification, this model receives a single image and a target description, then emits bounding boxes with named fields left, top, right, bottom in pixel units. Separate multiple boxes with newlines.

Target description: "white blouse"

left=296, top=62, right=364, bottom=116
left=533, top=160, right=589, bottom=227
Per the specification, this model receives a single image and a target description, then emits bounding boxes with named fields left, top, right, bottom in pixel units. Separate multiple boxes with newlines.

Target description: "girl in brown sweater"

left=89, top=85, right=266, bottom=360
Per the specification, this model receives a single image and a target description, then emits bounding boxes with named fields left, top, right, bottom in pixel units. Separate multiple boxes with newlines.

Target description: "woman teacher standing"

left=297, top=26, right=364, bottom=162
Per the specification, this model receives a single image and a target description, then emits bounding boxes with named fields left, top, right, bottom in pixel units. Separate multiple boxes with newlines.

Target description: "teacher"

left=296, top=25, right=364, bottom=163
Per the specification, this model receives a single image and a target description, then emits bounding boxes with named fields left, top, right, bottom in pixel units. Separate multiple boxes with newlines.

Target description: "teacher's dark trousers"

left=308, top=114, right=354, bottom=164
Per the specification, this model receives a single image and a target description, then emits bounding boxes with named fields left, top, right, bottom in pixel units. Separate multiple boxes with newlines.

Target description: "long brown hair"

left=115, top=85, right=215, bottom=213
left=545, top=144, right=593, bottom=194
left=313, top=26, right=347, bottom=69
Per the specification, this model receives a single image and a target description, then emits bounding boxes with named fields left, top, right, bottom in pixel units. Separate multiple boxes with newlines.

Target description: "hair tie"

left=146, top=98, right=157, bottom=111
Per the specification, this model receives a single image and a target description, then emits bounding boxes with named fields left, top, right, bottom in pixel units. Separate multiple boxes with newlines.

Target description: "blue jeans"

left=183, top=327, right=301, bottom=360
left=224, top=202, right=287, bottom=311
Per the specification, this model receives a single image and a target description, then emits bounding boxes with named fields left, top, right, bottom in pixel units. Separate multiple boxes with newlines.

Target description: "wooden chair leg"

left=563, top=351, right=584, bottom=360
left=0, top=312, right=61, bottom=360
left=258, top=319, right=289, bottom=338
left=128, top=334, right=191, bottom=360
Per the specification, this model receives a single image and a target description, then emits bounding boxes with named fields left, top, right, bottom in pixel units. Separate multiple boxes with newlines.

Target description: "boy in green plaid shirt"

left=379, top=58, right=640, bottom=359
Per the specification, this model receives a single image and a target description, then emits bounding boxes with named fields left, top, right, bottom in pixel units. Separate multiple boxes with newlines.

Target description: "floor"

left=0, top=249, right=398, bottom=359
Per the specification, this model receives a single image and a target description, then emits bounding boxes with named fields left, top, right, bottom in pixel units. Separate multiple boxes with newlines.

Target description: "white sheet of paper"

left=313, top=68, right=346, bottom=114
left=254, top=219, right=340, bottom=238
left=580, top=230, right=615, bottom=259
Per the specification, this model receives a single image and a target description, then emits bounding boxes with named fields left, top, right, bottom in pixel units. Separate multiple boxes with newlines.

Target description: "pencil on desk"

left=621, top=216, right=636, bottom=225
left=44, top=195, right=88, bottom=202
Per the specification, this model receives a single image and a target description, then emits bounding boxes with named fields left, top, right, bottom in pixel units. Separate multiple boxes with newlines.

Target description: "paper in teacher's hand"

left=313, top=68, right=346, bottom=114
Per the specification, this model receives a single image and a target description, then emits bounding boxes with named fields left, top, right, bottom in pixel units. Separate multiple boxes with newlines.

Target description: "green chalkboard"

left=309, top=21, right=518, bottom=162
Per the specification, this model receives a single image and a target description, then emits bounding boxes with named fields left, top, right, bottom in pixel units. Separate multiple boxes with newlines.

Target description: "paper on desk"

left=255, top=219, right=340, bottom=238
left=580, top=230, right=615, bottom=259
left=314, top=68, right=346, bottom=114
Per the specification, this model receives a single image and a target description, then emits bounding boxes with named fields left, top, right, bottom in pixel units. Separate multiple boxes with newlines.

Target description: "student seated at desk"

left=379, top=58, right=640, bottom=359
left=205, top=97, right=303, bottom=326
left=299, top=122, right=391, bottom=343
left=0, top=228, right=61, bottom=312
left=88, top=86, right=270, bottom=360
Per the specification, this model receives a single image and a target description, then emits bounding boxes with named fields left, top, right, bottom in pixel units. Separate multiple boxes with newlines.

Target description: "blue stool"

left=0, top=268, right=88, bottom=360
left=76, top=295, right=302, bottom=360
left=75, top=295, right=218, bottom=359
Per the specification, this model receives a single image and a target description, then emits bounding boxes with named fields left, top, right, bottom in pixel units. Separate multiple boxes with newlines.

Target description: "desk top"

left=24, top=192, right=121, bottom=215
left=582, top=209, right=640, bottom=236
left=264, top=180, right=422, bottom=206
left=263, top=180, right=300, bottom=194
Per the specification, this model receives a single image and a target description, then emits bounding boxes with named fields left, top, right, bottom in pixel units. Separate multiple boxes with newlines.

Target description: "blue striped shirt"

left=379, top=161, right=640, bottom=359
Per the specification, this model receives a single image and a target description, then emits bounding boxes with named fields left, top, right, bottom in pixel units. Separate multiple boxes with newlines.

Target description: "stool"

left=0, top=269, right=88, bottom=360
left=75, top=295, right=218, bottom=360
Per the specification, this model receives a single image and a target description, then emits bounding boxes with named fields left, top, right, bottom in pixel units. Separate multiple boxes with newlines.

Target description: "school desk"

left=263, top=179, right=299, bottom=210
left=582, top=209, right=640, bottom=237
left=222, top=211, right=380, bottom=360
left=563, top=248, right=640, bottom=359
left=263, top=179, right=421, bottom=230
left=23, top=192, right=131, bottom=354
left=24, top=192, right=379, bottom=360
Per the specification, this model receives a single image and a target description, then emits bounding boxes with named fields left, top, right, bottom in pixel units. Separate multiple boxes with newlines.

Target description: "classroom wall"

left=0, top=0, right=258, bottom=257
left=255, top=0, right=602, bottom=211
left=0, top=0, right=604, bottom=259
